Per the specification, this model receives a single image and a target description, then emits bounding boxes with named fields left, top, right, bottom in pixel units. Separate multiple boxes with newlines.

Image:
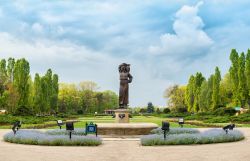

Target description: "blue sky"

left=0, top=0, right=250, bottom=107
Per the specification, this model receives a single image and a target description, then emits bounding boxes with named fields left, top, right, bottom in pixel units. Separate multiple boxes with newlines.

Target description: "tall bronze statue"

left=119, top=63, right=133, bottom=108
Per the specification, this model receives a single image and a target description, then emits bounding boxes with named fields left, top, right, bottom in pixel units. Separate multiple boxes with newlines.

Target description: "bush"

left=141, top=129, right=244, bottom=146
left=14, top=106, right=33, bottom=116
left=77, top=110, right=84, bottom=115
left=46, top=129, right=86, bottom=135
left=0, top=115, right=65, bottom=125
left=212, top=107, right=236, bottom=116
left=164, top=112, right=190, bottom=118
left=163, top=108, right=171, bottom=114
left=151, top=128, right=199, bottom=135
left=174, top=107, right=188, bottom=113
left=4, top=130, right=102, bottom=146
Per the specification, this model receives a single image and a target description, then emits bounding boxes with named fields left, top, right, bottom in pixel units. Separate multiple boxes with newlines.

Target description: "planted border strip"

left=151, top=127, right=200, bottom=134
left=141, top=129, right=244, bottom=146
left=4, top=130, right=102, bottom=146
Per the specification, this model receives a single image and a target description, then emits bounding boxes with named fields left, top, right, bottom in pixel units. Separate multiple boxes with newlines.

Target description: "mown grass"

left=47, top=116, right=200, bottom=129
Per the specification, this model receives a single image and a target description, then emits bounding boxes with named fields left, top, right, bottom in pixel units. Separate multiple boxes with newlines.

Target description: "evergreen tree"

left=185, top=75, right=195, bottom=112
left=246, top=49, right=250, bottom=107
left=207, top=75, right=214, bottom=110
left=13, top=58, right=30, bottom=107
left=147, top=102, right=154, bottom=113
left=229, top=49, right=240, bottom=105
left=33, top=73, right=42, bottom=113
left=199, top=80, right=208, bottom=112
left=193, top=72, right=205, bottom=112
left=7, top=58, right=15, bottom=83
left=0, top=59, right=7, bottom=97
left=51, top=74, right=59, bottom=112
left=44, top=69, right=53, bottom=112
left=238, top=52, right=247, bottom=107
left=212, top=67, right=221, bottom=109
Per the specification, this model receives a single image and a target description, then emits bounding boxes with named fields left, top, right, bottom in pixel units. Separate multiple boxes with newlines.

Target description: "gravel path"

left=0, top=128, right=250, bottom=161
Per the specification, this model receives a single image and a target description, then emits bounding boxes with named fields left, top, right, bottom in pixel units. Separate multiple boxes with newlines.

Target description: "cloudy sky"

left=0, top=0, right=250, bottom=107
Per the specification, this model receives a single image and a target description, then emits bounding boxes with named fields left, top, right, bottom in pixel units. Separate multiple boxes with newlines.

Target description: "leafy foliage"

left=166, top=49, right=250, bottom=113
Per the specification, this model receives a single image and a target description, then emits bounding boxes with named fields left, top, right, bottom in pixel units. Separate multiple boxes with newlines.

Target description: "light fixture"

left=66, top=122, right=74, bottom=139
left=161, top=121, right=170, bottom=140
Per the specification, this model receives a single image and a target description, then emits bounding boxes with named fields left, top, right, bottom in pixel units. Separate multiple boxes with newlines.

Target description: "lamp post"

left=12, top=121, right=22, bottom=135
left=178, top=118, right=184, bottom=128
left=57, top=120, right=63, bottom=129
left=223, top=124, right=235, bottom=134
left=66, top=122, right=74, bottom=139
left=161, top=121, right=170, bottom=140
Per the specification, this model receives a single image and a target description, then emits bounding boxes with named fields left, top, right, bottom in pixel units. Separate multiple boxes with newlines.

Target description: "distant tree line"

left=165, top=49, right=250, bottom=112
left=0, top=58, right=119, bottom=115
left=58, top=82, right=118, bottom=114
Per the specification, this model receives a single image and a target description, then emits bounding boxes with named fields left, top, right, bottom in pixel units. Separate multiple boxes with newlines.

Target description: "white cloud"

left=149, top=1, right=213, bottom=57
left=32, top=23, right=44, bottom=33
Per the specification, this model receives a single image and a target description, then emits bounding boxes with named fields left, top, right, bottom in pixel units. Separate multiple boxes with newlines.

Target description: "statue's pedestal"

left=97, top=123, right=158, bottom=135
left=114, top=109, right=130, bottom=123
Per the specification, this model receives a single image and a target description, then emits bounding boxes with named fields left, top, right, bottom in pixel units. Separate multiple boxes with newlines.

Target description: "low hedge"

left=46, top=128, right=86, bottom=135
left=141, top=129, right=244, bottom=146
left=151, top=128, right=199, bottom=135
left=4, top=130, right=102, bottom=146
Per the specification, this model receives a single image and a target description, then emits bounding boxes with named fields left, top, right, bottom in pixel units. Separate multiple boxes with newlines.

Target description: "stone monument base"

left=97, top=123, right=158, bottom=135
left=114, top=109, right=130, bottom=123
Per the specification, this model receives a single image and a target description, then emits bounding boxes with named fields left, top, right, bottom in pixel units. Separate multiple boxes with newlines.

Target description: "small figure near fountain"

left=118, top=63, right=133, bottom=109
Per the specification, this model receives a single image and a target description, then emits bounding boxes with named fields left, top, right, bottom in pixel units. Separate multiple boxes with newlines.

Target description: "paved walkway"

left=1, top=128, right=250, bottom=161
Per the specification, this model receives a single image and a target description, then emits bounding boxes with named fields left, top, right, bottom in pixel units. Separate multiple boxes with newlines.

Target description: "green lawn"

left=2, top=115, right=249, bottom=130
left=47, top=115, right=199, bottom=129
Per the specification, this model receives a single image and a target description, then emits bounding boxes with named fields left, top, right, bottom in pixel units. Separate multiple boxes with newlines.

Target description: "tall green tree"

left=165, top=85, right=186, bottom=111
left=207, top=75, right=214, bottom=110
left=199, top=80, right=208, bottom=112
left=185, top=75, right=195, bottom=112
left=229, top=49, right=240, bottom=105
left=246, top=49, right=250, bottom=107
left=238, top=52, right=247, bottom=107
left=0, top=59, right=7, bottom=97
left=33, top=73, right=42, bottom=113
left=0, top=59, right=8, bottom=110
left=7, top=58, right=15, bottom=83
left=212, top=67, right=221, bottom=109
left=51, top=74, right=59, bottom=112
left=13, top=58, right=30, bottom=107
left=193, top=72, right=205, bottom=112
left=44, top=69, right=53, bottom=112
left=220, top=73, right=233, bottom=107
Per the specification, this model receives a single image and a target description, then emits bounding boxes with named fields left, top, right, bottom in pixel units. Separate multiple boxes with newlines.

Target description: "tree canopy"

left=165, top=49, right=250, bottom=112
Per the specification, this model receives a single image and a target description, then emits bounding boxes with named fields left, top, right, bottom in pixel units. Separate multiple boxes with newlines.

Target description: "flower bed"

left=46, top=128, right=86, bottom=135
left=4, top=130, right=101, bottom=146
left=141, top=129, right=244, bottom=146
left=151, top=127, right=199, bottom=134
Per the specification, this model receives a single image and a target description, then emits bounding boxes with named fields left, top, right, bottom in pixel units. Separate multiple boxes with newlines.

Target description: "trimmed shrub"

left=163, top=108, right=171, bottom=114
left=151, top=128, right=199, bottom=135
left=212, top=107, right=236, bottom=116
left=141, top=129, right=244, bottom=146
left=46, top=129, right=86, bottom=135
left=4, top=130, right=102, bottom=146
left=14, top=106, right=33, bottom=116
